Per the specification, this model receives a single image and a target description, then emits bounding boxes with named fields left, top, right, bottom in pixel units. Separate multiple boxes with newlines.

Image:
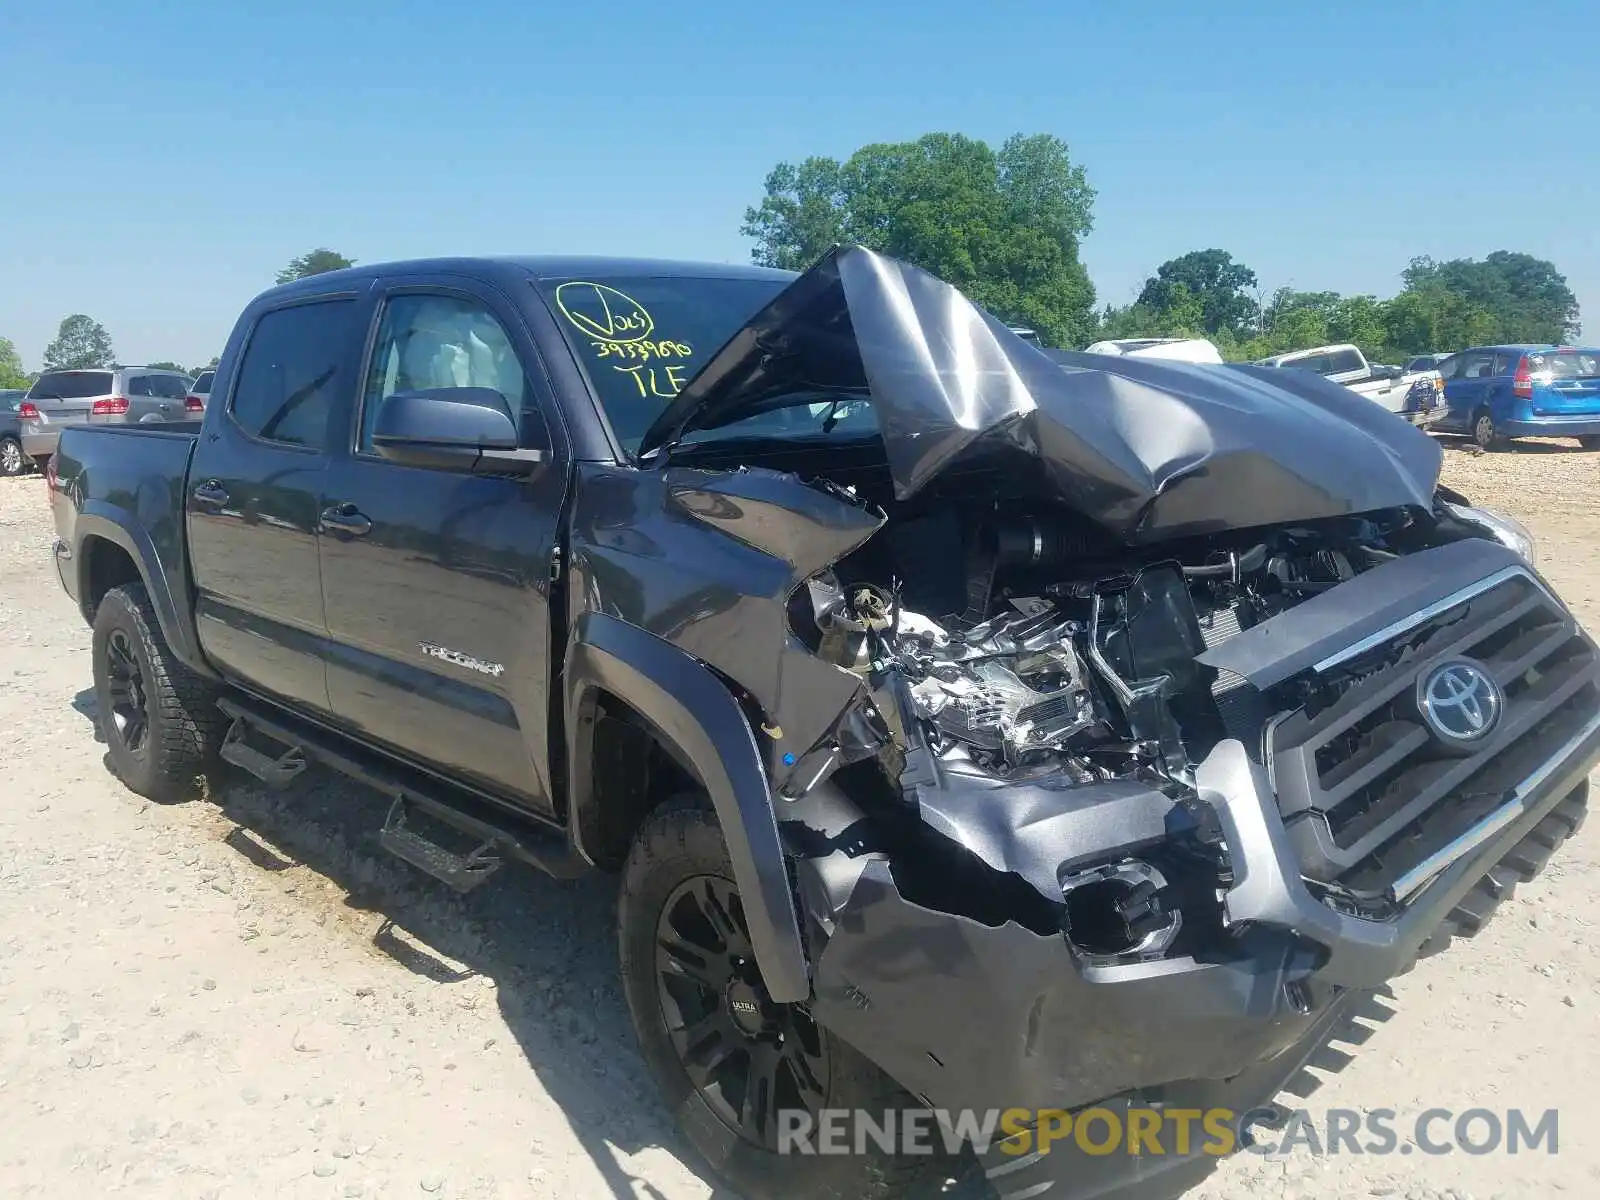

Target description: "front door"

left=317, top=281, right=568, bottom=814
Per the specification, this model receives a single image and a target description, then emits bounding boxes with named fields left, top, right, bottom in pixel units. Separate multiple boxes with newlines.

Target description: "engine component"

left=893, top=603, right=1101, bottom=766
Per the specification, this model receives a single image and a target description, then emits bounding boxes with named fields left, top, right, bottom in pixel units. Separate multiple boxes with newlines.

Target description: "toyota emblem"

left=1419, top=660, right=1503, bottom=744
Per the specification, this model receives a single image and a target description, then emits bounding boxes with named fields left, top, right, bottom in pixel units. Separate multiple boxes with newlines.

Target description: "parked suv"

left=185, top=369, right=215, bottom=412
left=1, top=389, right=32, bottom=476
left=1433, top=345, right=1600, bottom=449
left=21, top=366, right=195, bottom=464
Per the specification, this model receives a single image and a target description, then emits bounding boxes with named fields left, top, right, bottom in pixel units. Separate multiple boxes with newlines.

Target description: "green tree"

left=189, top=355, right=220, bottom=376
left=0, top=336, right=28, bottom=389
left=147, top=360, right=189, bottom=374
left=1400, top=252, right=1578, bottom=344
left=42, top=315, right=115, bottom=371
left=741, top=132, right=1098, bottom=347
left=276, top=248, right=355, bottom=285
left=1136, top=249, right=1260, bottom=338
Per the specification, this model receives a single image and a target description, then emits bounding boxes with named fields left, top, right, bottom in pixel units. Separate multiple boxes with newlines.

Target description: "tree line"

left=742, top=131, right=1582, bottom=361
left=0, top=249, right=355, bottom=385
left=6, top=144, right=1584, bottom=388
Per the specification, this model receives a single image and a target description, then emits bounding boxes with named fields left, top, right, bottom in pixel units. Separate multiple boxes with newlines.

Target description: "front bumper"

left=787, top=547, right=1600, bottom=1198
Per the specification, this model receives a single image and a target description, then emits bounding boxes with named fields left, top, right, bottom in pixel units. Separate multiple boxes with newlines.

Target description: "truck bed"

left=50, top=421, right=206, bottom=664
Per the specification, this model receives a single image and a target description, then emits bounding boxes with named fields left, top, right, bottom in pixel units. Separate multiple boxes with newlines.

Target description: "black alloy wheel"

left=103, top=628, right=151, bottom=756
left=654, top=873, right=830, bottom=1149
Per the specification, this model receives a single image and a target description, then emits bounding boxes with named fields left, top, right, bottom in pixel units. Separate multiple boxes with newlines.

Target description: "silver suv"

left=21, top=366, right=194, bottom=464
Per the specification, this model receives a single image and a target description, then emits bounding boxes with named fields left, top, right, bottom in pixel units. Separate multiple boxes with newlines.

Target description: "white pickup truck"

left=1253, top=342, right=1444, bottom=426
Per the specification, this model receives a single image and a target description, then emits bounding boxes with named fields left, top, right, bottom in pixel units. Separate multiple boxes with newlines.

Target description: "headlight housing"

left=1443, top=502, right=1538, bottom=567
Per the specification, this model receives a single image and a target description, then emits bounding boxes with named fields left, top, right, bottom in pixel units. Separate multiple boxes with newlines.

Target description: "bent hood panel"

left=638, top=245, right=1442, bottom=543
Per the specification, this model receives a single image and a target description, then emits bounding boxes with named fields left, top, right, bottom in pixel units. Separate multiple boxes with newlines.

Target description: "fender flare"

left=564, top=610, right=809, bottom=1003
left=74, top=503, right=216, bottom=679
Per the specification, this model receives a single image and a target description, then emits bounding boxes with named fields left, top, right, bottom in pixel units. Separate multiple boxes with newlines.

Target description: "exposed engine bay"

left=796, top=504, right=1411, bottom=788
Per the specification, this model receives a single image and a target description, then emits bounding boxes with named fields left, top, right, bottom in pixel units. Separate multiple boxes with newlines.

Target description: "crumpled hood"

left=638, top=245, right=1442, bottom=543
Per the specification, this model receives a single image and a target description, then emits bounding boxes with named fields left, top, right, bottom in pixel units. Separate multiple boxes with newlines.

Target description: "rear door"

left=128, top=371, right=190, bottom=422
left=186, top=294, right=366, bottom=712
left=316, top=276, right=570, bottom=814
left=1442, top=349, right=1494, bottom=422
left=1528, top=349, right=1600, bottom=415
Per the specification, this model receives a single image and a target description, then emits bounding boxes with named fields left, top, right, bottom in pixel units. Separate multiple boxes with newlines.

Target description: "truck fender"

left=563, top=610, right=809, bottom=1003
left=74, top=503, right=215, bottom=679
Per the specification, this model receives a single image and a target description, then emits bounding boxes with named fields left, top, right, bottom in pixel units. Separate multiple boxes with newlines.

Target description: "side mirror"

left=371, top=388, right=544, bottom=476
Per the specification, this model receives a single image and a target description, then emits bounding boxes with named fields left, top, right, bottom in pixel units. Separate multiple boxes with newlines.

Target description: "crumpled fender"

left=562, top=609, right=810, bottom=1002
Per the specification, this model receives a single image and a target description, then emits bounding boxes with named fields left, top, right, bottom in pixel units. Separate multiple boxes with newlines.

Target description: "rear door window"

left=229, top=300, right=358, bottom=450
left=143, top=374, right=190, bottom=399
left=1458, top=351, right=1496, bottom=379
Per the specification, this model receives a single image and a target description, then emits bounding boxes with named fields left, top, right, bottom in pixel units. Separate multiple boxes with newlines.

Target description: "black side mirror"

left=371, top=388, right=544, bottom=476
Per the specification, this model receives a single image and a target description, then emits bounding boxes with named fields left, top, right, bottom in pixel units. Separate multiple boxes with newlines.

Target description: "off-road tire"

left=0, top=436, right=26, bottom=477
left=91, top=582, right=225, bottom=802
left=618, top=795, right=958, bottom=1200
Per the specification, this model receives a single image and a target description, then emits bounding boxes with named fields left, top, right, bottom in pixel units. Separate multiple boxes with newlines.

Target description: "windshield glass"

left=537, top=273, right=799, bottom=451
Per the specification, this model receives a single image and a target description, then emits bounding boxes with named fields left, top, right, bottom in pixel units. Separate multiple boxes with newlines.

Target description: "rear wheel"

left=0, top=437, right=25, bottom=477
left=91, top=583, right=225, bottom=801
left=1472, top=410, right=1499, bottom=450
left=618, top=796, right=955, bottom=1200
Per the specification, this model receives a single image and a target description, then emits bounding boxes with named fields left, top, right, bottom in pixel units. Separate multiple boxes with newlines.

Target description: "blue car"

left=1434, top=344, right=1600, bottom=449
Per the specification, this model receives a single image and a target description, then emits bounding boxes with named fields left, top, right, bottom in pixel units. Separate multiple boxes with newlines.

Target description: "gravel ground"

left=0, top=435, right=1596, bottom=1199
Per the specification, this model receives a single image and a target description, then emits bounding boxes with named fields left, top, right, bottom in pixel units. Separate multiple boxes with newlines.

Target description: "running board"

left=220, top=717, right=309, bottom=788
left=215, top=696, right=587, bottom=886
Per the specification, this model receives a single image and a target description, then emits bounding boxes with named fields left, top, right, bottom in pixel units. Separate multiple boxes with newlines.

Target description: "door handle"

left=192, top=480, right=229, bottom=506
left=320, top=503, right=373, bottom=537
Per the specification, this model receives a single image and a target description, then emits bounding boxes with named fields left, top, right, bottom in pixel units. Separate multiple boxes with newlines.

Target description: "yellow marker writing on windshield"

left=555, top=281, right=655, bottom=344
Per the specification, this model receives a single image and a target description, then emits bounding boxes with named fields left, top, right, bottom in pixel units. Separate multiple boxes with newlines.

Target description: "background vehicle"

left=45, top=249, right=1598, bottom=1200
left=22, top=366, right=196, bottom=465
left=1084, top=335, right=1223, bottom=363
left=1254, top=342, right=1443, bottom=425
left=1432, top=345, right=1600, bottom=450
left=185, top=369, right=215, bottom=412
left=1, top=389, right=32, bottom=476
left=1405, top=352, right=1452, bottom=374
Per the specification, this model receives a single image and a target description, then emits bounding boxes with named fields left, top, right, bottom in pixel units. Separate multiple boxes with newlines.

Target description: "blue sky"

left=2, top=0, right=1595, bottom=368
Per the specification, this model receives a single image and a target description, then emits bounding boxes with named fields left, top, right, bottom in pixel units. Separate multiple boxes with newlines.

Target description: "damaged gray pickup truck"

left=50, top=245, right=1598, bottom=1200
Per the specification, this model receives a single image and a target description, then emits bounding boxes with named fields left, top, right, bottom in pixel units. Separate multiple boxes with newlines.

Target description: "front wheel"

left=91, top=583, right=225, bottom=801
left=0, top=437, right=25, bottom=477
left=618, top=797, right=956, bottom=1200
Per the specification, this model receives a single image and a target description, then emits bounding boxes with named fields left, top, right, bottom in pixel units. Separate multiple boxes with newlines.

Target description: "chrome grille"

left=1268, top=571, right=1598, bottom=890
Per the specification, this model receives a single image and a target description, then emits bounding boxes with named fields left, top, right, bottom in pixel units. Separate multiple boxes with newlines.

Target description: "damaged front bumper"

left=786, top=708, right=1597, bottom=1198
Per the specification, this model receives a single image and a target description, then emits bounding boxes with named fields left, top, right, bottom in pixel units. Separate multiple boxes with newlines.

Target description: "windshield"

left=537, top=273, right=803, bottom=451
left=1528, top=349, right=1600, bottom=379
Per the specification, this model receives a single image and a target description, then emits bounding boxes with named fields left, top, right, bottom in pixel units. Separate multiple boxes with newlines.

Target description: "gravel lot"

left=1, top=436, right=1596, bottom=1200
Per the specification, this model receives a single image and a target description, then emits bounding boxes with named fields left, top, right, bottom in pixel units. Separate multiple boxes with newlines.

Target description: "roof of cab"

left=264, top=255, right=798, bottom=301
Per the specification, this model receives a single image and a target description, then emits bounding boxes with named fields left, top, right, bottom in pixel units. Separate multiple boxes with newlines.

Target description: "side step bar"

left=216, top=695, right=588, bottom=890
